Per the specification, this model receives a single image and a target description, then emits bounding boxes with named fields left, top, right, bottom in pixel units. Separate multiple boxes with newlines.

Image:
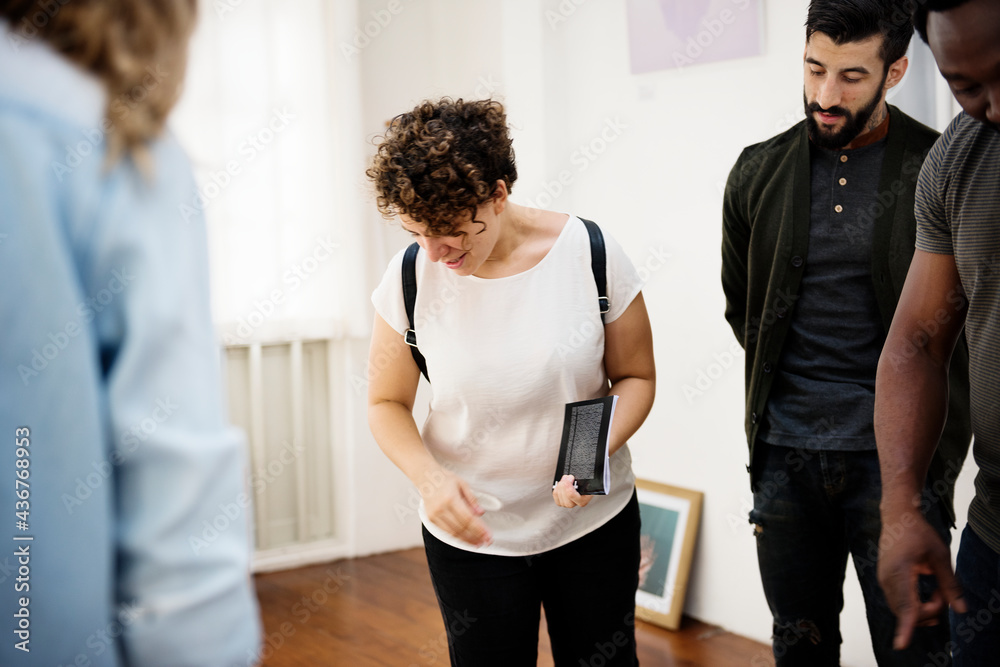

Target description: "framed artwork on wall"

left=626, top=0, right=764, bottom=74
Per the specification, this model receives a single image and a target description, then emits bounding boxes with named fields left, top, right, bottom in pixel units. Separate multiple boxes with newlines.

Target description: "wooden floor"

left=254, top=547, right=773, bottom=666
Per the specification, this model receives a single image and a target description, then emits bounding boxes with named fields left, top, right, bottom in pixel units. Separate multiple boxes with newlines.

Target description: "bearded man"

left=721, top=1, right=972, bottom=664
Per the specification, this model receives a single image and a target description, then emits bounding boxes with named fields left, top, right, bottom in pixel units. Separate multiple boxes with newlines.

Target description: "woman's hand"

left=422, top=467, right=493, bottom=548
left=367, top=314, right=491, bottom=549
left=552, top=474, right=593, bottom=508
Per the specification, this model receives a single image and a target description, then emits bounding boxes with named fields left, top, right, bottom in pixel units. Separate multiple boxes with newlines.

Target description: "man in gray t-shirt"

left=875, top=2, right=1000, bottom=666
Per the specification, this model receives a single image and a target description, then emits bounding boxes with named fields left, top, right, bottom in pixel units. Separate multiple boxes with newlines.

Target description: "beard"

left=804, top=77, right=886, bottom=150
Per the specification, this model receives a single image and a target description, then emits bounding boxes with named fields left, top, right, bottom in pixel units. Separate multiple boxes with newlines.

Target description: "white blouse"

left=372, top=216, right=643, bottom=555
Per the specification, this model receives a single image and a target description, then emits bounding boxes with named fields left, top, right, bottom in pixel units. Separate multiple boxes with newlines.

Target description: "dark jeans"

left=950, top=524, right=1000, bottom=666
left=750, top=442, right=952, bottom=666
left=422, top=490, right=641, bottom=667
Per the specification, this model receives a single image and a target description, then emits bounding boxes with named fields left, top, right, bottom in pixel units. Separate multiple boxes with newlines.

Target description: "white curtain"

left=171, top=0, right=371, bottom=345
left=889, top=36, right=963, bottom=132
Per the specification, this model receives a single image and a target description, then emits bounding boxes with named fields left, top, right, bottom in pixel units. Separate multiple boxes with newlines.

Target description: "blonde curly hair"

left=2, top=0, right=198, bottom=166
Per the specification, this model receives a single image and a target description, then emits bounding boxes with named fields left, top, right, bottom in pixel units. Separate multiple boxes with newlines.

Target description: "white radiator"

left=224, top=338, right=355, bottom=572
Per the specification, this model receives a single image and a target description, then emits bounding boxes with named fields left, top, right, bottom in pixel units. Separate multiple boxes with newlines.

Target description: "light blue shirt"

left=0, top=22, right=261, bottom=666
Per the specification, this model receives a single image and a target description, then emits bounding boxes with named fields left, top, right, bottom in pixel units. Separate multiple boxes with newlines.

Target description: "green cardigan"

left=721, top=105, right=972, bottom=523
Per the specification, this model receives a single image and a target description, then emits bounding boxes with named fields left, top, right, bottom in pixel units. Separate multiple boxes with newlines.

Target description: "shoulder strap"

left=401, top=219, right=607, bottom=383
left=401, top=242, right=429, bottom=381
left=579, top=218, right=610, bottom=323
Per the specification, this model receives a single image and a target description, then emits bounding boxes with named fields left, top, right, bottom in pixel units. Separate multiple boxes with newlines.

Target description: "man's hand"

left=877, top=511, right=966, bottom=649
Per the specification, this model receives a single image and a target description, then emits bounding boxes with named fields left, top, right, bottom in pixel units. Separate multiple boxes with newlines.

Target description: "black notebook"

left=552, top=396, right=618, bottom=495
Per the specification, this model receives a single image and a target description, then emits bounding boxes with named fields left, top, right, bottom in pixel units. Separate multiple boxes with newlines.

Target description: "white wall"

left=352, top=1, right=979, bottom=665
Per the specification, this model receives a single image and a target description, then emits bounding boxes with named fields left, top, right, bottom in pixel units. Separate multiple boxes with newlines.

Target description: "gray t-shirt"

left=760, top=137, right=888, bottom=450
left=916, top=112, right=1000, bottom=555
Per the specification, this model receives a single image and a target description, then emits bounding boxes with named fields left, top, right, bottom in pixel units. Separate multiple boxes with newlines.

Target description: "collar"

left=842, top=105, right=891, bottom=150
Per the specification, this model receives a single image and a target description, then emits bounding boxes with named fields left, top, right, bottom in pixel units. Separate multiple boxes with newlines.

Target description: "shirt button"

left=763, top=362, right=773, bottom=373
left=751, top=412, right=758, bottom=424
left=839, top=177, right=847, bottom=186
left=840, top=155, right=848, bottom=163
left=835, top=204, right=843, bottom=213
left=791, top=256, right=804, bottom=267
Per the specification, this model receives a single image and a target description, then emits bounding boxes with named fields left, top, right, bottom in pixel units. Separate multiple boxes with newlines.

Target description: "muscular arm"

left=875, top=249, right=968, bottom=649
left=554, top=293, right=655, bottom=508
left=367, top=314, right=491, bottom=547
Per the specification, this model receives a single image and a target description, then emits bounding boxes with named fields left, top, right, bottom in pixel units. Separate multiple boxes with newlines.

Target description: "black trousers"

left=422, top=490, right=641, bottom=667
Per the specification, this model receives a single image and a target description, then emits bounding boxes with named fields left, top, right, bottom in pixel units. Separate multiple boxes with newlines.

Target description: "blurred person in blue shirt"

left=0, top=1, right=261, bottom=665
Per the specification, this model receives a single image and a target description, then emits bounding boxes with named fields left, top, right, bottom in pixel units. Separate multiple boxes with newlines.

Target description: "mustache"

left=806, top=102, right=850, bottom=117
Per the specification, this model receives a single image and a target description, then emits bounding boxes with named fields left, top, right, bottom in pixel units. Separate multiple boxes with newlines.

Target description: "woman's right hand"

left=421, top=467, right=493, bottom=548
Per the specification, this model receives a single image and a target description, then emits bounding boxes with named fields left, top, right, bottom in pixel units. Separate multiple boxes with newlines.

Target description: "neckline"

left=465, top=214, right=575, bottom=283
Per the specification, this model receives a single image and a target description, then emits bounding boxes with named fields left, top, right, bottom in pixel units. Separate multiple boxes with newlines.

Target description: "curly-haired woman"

left=367, top=98, right=655, bottom=666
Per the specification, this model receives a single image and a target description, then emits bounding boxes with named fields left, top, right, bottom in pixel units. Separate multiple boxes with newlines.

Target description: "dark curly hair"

left=367, top=98, right=517, bottom=235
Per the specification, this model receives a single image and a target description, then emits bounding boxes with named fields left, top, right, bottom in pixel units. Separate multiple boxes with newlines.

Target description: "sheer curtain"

left=168, top=0, right=389, bottom=566
left=171, top=0, right=370, bottom=345
left=890, top=36, right=963, bottom=132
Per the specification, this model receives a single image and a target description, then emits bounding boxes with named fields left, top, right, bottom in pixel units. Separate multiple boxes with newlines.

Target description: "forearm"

left=368, top=399, right=442, bottom=485
left=369, top=398, right=491, bottom=545
left=607, top=376, right=655, bottom=457
left=875, top=343, right=950, bottom=516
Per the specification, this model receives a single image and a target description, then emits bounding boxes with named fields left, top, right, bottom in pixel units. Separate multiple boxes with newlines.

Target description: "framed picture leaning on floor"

left=634, top=479, right=703, bottom=630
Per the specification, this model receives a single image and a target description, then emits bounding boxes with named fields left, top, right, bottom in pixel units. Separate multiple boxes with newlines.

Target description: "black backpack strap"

left=401, top=242, right=429, bottom=381
left=579, top=218, right=609, bottom=323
